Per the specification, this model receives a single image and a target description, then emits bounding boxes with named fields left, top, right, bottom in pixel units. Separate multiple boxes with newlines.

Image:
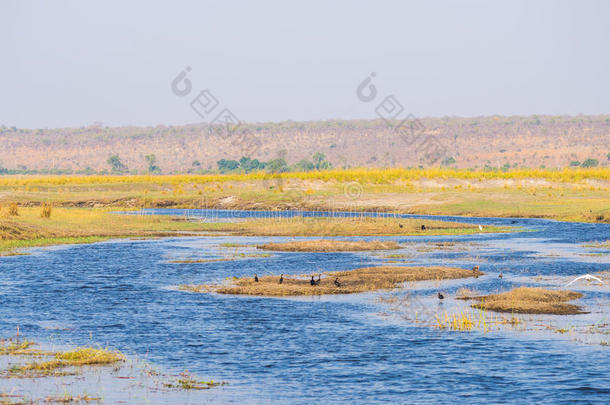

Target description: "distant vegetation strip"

left=1, top=167, right=609, bottom=186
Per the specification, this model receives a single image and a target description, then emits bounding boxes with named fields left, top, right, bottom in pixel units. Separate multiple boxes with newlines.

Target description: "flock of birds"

left=253, top=273, right=342, bottom=287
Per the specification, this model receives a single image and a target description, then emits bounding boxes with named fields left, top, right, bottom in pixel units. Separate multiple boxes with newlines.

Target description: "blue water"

left=1, top=210, right=609, bottom=404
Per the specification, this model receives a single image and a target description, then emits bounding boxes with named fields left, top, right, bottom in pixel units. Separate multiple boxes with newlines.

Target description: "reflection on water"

left=0, top=211, right=608, bottom=404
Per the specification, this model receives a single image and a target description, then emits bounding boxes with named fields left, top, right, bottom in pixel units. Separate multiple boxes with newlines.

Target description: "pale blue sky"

left=1, top=0, right=609, bottom=128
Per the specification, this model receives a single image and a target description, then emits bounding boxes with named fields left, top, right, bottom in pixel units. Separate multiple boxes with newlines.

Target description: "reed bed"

left=434, top=309, right=522, bottom=332
left=180, top=266, right=482, bottom=296
left=256, top=240, right=401, bottom=252
left=471, top=287, right=584, bottom=315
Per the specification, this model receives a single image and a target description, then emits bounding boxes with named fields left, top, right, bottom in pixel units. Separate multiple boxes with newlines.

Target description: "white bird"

left=564, top=274, right=604, bottom=287
left=478, top=225, right=483, bottom=231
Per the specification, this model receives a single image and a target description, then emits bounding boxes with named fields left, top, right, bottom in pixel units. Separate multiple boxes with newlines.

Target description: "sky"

left=1, top=0, right=609, bottom=128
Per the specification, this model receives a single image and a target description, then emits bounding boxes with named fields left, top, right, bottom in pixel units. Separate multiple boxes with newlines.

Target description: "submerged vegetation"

left=471, top=287, right=585, bottom=315
left=583, top=240, right=610, bottom=249
left=169, top=253, right=272, bottom=263
left=256, top=240, right=401, bottom=252
left=180, top=266, right=482, bottom=296
left=164, top=371, right=227, bottom=390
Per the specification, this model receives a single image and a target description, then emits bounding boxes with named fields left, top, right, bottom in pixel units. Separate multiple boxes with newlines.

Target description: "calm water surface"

left=1, top=211, right=609, bottom=404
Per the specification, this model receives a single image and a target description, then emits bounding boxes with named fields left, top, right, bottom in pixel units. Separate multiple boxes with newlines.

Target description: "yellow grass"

left=180, top=266, right=483, bottom=296
left=472, top=287, right=584, bottom=315
left=0, top=168, right=608, bottom=188
left=256, top=240, right=401, bottom=252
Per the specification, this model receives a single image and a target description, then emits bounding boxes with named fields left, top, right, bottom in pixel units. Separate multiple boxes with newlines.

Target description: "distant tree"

left=607, top=153, right=610, bottom=162
left=293, top=159, right=315, bottom=172
left=144, top=154, right=161, bottom=173
left=441, top=156, right=456, bottom=166
left=239, top=156, right=262, bottom=173
left=192, top=160, right=201, bottom=167
left=107, top=154, right=127, bottom=173
left=265, top=158, right=288, bottom=173
left=581, top=158, right=599, bottom=168
left=312, top=152, right=332, bottom=170
left=569, top=161, right=581, bottom=167
left=217, top=159, right=239, bottom=173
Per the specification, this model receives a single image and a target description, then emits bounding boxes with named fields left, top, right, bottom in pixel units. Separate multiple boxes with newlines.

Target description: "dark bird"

left=438, top=292, right=444, bottom=300
left=334, top=278, right=341, bottom=287
left=316, top=274, right=321, bottom=285
left=310, top=276, right=316, bottom=286
left=254, top=274, right=259, bottom=282
left=279, top=274, right=283, bottom=284
left=421, top=224, right=426, bottom=230
left=399, top=223, right=404, bottom=228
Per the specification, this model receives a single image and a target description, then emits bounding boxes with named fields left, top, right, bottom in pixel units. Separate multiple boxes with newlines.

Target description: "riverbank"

left=0, top=168, right=608, bottom=223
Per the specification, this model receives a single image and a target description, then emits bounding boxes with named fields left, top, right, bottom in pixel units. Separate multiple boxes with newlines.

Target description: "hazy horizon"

left=2, top=0, right=609, bottom=128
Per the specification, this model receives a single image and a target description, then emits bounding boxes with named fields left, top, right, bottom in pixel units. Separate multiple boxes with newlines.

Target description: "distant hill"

left=1, top=115, right=608, bottom=173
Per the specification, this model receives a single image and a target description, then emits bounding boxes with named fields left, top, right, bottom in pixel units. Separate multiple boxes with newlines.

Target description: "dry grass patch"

left=256, top=239, right=400, bottom=252
left=180, top=266, right=482, bottom=296
left=472, top=287, right=585, bottom=315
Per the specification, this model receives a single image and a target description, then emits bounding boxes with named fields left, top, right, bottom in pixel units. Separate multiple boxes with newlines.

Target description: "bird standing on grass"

left=438, top=292, right=444, bottom=300
left=310, top=276, right=316, bottom=286
left=316, top=274, right=321, bottom=285
left=254, top=274, right=259, bottom=282
left=421, top=224, right=426, bottom=230
left=472, top=266, right=479, bottom=272
left=399, top=223, right=404, bottom=229
left=334, top=278, right=341, bottom=287
left=279, top=274, right=283, bottom=284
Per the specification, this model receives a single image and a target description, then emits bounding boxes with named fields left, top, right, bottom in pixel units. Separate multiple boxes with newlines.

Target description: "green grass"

left=0, top=236, right=110, bottom=254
